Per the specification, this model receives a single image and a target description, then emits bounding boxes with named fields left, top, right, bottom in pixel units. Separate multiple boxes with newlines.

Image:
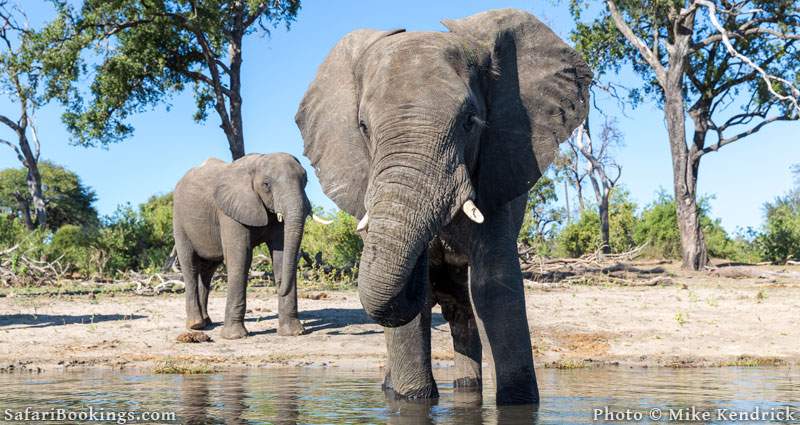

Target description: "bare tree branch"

left=607, top=0, right=668, bottom=85
left=0, top=138, right=24, bottom=164
left=694, top=0, right=800, bottom=116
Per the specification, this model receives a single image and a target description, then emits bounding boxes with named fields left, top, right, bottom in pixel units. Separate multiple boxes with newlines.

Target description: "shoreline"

left=2, top=262, right=799, bottom=374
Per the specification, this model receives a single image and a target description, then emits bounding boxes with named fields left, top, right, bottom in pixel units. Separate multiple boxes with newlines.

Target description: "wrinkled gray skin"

left=173, top=153, right=310, bottom=339
left=296, top=9, right=591, bottom=404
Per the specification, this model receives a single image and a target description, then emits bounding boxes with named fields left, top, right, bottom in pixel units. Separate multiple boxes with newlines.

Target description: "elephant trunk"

left=358, top=138, right=472, bottom=327
left=278, top=195, right=308, bottom=297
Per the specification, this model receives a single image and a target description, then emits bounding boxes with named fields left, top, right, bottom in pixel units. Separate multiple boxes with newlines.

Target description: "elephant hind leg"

left=197, top=260, right=220, bottom=328
left=176, top=230, right=205, bottom=330
left=433, top=263, right=482, bottom=391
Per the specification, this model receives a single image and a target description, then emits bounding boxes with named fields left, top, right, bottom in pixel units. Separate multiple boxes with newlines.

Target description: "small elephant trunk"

left=278, top=199, right=307, bottom=297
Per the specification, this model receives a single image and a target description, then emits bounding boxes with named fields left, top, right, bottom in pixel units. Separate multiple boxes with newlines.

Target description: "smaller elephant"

left=173, top=153, right=314, bottom=339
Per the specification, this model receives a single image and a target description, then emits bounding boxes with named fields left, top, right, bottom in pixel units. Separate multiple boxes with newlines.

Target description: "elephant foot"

left=383, top=383, right=440, bottom=400
left=382, top=372, right=440, bottom=400
left=278, top=318, right=305, bottom=336
left=221, top=322, right=249, bottom=340
left=454, top=377, right=482, bottom=391
left=187, top=317, right=212, bottom=330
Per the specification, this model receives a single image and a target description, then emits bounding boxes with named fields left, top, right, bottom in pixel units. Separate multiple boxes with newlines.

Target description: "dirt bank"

left=1, top=262, right=799, bottom=373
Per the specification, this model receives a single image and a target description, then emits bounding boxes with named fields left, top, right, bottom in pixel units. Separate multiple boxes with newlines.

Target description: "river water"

left=0, top=366, right=798, bottom=424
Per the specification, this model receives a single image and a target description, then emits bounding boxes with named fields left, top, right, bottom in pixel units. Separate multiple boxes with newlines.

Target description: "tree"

left=0, top=162, right=98, bottom=229
left=519, top=175, right=564, bottom=253
left=41, top=0, right=301, bottom=159
left=571, top=0, right=800, bottom=269
left=0, top=2, right=48, bottom=229
left=570, top=117, right=623, bottom=253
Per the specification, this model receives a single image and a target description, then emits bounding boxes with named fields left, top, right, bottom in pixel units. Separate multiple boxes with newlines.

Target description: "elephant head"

left=214, top=153, right=311, bottom=296
left=296, top=9, right=591, bottom=326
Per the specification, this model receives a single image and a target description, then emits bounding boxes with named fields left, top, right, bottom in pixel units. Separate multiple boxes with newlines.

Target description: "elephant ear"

left=295, top=28, right=405, bottom=218
left=213, top=160, right=269, bottom=227
left=443, top=9, right=592, bottom=209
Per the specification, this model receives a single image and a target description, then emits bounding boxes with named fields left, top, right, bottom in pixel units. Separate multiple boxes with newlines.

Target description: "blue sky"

left=1, top=1, right=797, bottom=232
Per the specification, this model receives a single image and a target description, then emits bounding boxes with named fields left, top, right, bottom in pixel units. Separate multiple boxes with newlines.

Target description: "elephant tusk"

left=356, top=213, right=369, bottom=232
left=462, top=200, right=484, bottom=224
left=312, top=214, right=333, bottom=225
left=277, top=213, right=284, bottom=223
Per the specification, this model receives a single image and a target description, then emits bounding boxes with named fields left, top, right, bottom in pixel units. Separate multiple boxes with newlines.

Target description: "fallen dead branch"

left=519, top=242, right=672, bottom=286
left=0, top=243, right=66, bottom=286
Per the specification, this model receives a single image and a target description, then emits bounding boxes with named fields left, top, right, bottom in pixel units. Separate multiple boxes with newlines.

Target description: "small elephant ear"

left=213, top=160, right=269, bottom=227
left=295, top=28, right=405, bottom=218
left=443, top=9, right=592, bottom=209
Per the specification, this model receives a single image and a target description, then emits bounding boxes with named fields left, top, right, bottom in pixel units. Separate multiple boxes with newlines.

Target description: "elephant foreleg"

left=220, top=219, right=251, bottom=340
left=383, top=252, right=438, bottom=400
left=468, top=196, right=539, bottom=405
left=270, top=248, right=304, bottom=336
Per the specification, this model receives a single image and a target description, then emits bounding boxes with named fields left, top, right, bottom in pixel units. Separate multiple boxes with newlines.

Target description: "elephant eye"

left=359, top=120, right=369, bottom=137
left=463, top=115, right=475, bottom=132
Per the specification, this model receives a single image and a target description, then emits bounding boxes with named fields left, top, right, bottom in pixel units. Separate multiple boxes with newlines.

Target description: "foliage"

left=557, top=209, right=602, bottom=257
left=519, top=176, right=563, bottom=255
left=39, top=0, right=301, bottom=151
left=0, top=162, right=98, bottom=229
left=302, top=208, right=362, bottom=271
left=758, top=195, right=800, bottom=263
left=570, top=0, right=800, bottom=116
left=634, top=193, right=683, bottom=259
left=47, top=224, right=102, bottom=275
left=137, top=193, right=175, bottom=268
left=556, top=188, right=638, bottom=257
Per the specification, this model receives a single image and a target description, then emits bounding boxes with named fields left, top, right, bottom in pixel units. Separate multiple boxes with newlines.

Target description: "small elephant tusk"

left=462, top=200, right=484, bottom=224
left=277, top=213, right=284, bottom=223
left=356, top=213, right=369, bottom=232
left=312, top=214, right=333, bottom=225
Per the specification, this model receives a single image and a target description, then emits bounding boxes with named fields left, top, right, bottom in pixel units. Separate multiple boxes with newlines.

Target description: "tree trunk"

left=675, top=192, right=707, bottom=269
left=599, top=193, right=610, bottom=254
left=25, top=161, right=47, bottom=228
left=662, top=13, right=707, bottom=271
left=16, top=126, right=47, bottom=229
left=226, top=24, right=245, bottom=160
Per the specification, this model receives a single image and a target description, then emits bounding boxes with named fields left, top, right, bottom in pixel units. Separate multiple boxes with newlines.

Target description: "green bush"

left=138, top=193, right=174, bottom=269
left=758, top=199, right=800, bottom=263
left=555, top=189, right=638, bottom=257
left=47, top=224, right=102, bottom=275
left=302, top=208, right=362, bottom=271
left=0, top=214, right=26, bottom=248
left=634, top=193, right=682, bottom=258
left=557, top=210, right=601, bottom=257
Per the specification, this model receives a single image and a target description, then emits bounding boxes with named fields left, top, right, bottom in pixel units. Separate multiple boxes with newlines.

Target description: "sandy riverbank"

left=1, top=262, right=798, bottom=373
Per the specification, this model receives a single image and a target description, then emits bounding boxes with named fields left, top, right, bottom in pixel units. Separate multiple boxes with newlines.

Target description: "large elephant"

left=173, top=153, right=312, bottom=339
left=296, top=9, right=591, bottom=404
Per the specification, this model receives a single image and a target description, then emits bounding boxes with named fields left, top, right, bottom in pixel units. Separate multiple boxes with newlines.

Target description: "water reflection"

left=0, top=367, right=798, bottom=424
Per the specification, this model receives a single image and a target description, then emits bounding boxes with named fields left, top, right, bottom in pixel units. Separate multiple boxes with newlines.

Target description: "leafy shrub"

left=0, top=214, right=25, bottom=248
left=47, top=224, right=103, bottom=275
left=302, top=208, right=362, bottom=271
left=758, top=199, right=800, bottom=263
left=555, top=189, right=638, bottom=257
left=138, top=193, right=174, bottom=269
left=634, top=193, right=682, bottom=258
left=557, top=210, right=601, bottom=257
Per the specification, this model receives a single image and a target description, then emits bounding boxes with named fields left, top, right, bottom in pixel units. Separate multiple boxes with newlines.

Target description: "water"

left=0, top=367, right=798, bottom=424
